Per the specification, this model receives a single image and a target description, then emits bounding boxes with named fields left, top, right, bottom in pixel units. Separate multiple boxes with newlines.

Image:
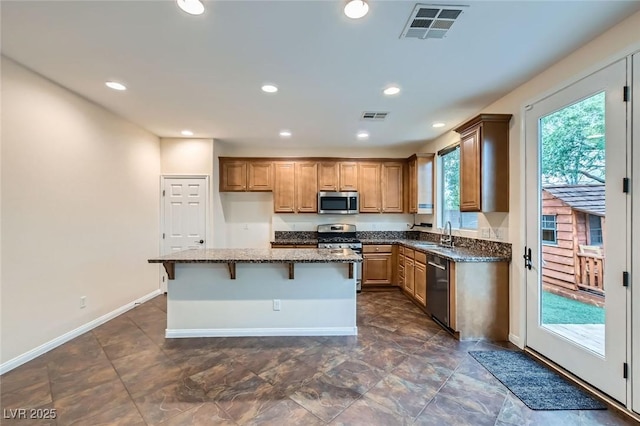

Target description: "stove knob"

left=326, top=244, right=332, bottom=249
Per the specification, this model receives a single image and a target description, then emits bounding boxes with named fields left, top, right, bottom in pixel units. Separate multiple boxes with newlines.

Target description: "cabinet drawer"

left=415, top=251, right=427, bottom=264
left=404, top=248, right=415, bottom=259
left=363, top=245, right=392, bottom=253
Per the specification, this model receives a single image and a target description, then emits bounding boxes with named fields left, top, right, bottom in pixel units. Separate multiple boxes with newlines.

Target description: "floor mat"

left=468, top=350, right=607, bottom=410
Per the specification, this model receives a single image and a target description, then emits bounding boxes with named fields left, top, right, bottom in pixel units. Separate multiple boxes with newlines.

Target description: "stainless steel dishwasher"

left=427, top=254, right=449, bottom=328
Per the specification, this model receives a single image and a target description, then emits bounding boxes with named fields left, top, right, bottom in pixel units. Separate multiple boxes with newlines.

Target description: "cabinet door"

left=404, top=257, right=415, bottom=295
left=398, top=254, right=405, bottom=287
left=362, top=253, right=392, bottom=285
left=408, top=158, right=417, bottom=213
left=248, top=161, right=273, bottom=191
left=382, top=162, right=404, bottom=213
left=460, top=126, right=482, bottom=211
left=220, top=160, right=247, bottom=191
left=295, top=162, right=318, bottom=212
left=339, top=162, right=358, bottom=191
left=414, top=261, right=427, bottom=306
left=358, top=162, right=382, bottom=213
left=318, top=162, right=338, bottom=191
left=274, top=162, right=296, bottom=213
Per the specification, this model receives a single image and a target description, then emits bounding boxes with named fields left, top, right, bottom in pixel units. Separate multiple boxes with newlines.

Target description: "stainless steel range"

left=317, top=224, right=363, bottom=292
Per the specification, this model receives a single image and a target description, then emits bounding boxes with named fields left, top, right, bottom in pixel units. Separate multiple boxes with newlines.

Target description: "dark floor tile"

left=438, top=366, right=507, bottom=417
left=1, top=380, right=53, bottom=413
left=49, top=359, right=119, bottom=400
left=160, top=402, right=236, bottom=426
left=324, top=359, right=384, bottom=395
left=0, top=363, right=49, bottom=395
left=295, top=346, right=349, bottom=373
left=411, top=341, right=469, bottom=371
left=429, top=330, right=478, bottom=352
left=289, top=373, right=361, bottom=422
left=111, top=347, right=175, bottom=377
left=170, top=350, right=230, bottom=378
left=92, top=317, right=140, bottom=347
left=71, top=399, right=145, bottom=426
left=118, top=357, right=183, bottom=399
left=234, top=347, right=304, bottom=375
left=414, top=394, right=498, bottom=426
left=52, top=378, right=130, bottom=425
left=258, top=357, right=323, bottom=395
left=244, top=399, right=324, bottom=426
left=351, top=344, right=407, bottom=372
left=364, top=373, right=436, bottom=419
left=495, top=392, right=581, bottom=426
left=330, top=397, right=413, bottom=426
left=393, top=320, right=440, bottom=342
left=578, top=408, right=638, bottom=425
left=391, top=355, right=454, bottom=390
left=134, top=383, right=203, bottom=424
left=215, top=374, right=287, bottom=425
left=101, top=331, right=159, bottom=361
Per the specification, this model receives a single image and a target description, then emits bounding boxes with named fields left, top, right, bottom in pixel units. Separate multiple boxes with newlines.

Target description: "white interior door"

left=162, top=177, right=207, bottom=254
left=632, top=52, right=640, bottom=414
left=524, top=59, right=629, bottom=403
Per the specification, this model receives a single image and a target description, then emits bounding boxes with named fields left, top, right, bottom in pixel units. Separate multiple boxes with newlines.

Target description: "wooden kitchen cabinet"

left=454, top=114, right=512, bottom=212
left=404, top=256, right=415, bottom=295
left=414, top=257, right=427, bottom=306
left=295, top=162, right=318, bottom=212
left=406, top=154, right=434, bottom=214
left=318, top=162, right=339, bottom=191
left=358, top=162, right=382, bottom=213
left=273, top=162, right=296, bottom=213
left=381, top=162, right=404, bottom=213
left=448, top=261, right=509, bottom=340
left=362, top=245, right=393, bottom=286
left=220, top=158, right=273, bottom=192
left=339, top=162, right=358, bottom=191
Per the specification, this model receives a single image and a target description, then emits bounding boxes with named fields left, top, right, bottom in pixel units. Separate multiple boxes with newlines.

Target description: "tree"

left=540, top=92, right=605, bottom=185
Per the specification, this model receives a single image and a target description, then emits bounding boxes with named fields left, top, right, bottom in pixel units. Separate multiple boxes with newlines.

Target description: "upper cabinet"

left=358, top=162, right=382, bottom=213
left=381, top=162, right=404, bottom=213
left=296, top=162, right=318, bottom=212
left=273, top=162, right=296, bottom=213
left=407, top=154, right=434, bottom=214
left=317, top=161, right=358, bottom=192
left=454, top=114, right=512, bottom=212
left=220, top=158, right=273, bottom=192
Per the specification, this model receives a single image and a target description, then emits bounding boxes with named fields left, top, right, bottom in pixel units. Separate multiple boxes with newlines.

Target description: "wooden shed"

left=541, top=185, right=605, bottom=306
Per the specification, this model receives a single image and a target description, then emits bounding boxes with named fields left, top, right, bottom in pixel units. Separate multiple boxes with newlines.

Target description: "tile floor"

left=0, top=290, right=635, bottom=425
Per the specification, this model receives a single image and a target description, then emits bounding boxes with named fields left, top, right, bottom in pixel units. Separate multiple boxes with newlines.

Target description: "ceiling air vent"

left=361, top=112, right=389, bottom=121
left=400, top=4, right=467, bottom=40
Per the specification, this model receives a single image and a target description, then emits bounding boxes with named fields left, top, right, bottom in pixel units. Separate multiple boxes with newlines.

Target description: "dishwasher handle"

left=427, top=261, right=446, bottom=270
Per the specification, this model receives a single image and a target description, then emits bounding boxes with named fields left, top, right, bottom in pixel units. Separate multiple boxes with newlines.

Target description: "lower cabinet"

left=402, top=248, right=427, bottom=307
left=271, top=244, right=316, bottom=248
left=362, top=245, right=393, bottom=286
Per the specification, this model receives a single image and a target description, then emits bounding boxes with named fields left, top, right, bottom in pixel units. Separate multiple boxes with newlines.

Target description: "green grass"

left=541, top=291, right=604, bottom=324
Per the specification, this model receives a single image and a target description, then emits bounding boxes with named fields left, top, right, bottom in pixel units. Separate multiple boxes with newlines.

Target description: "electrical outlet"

left=80, top=296, right=86, bottom=309
left=273, top=299, right=281, bottom=311
left=495, top=228, right=505, bottom=240
left=481, top=228, right=490, bottom=238
left=243, top=223, right=249, bottom=230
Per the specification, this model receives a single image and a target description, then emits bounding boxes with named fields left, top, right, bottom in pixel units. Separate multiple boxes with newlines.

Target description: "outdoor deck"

left=544, top=323, right=604, bottom=356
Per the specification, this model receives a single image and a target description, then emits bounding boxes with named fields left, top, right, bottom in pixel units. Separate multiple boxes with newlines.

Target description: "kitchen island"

left=148, top=248, right=361, bottom=338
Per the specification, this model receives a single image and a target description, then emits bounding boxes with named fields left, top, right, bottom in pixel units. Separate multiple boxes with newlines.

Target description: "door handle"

left=196, top=239, right=204, bottom=244
left=523, top=246, right=532, bottom=270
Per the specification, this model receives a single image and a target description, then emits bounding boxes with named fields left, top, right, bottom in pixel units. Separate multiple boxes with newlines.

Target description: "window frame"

left=541, top=214, right=558, bottom=245
left=438, top=144, right=478, bottom=231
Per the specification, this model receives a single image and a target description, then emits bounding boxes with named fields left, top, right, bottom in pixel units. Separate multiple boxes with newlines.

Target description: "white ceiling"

left=3, top=1, right=640, bottom=149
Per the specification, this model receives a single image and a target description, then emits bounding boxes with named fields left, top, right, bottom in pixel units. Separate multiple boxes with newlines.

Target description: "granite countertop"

left=270, top=239, right=319, bottom=245
left=149, top=248, right=362, bottom=264
left=360, top=238, right=510, bottom=262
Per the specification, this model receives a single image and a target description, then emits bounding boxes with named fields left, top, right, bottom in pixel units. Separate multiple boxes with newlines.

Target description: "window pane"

left=440, top=148, right=477, bottom=230
left=541, top=214, right=557, bottom=244
left=589, top=214, right=603, bottom=246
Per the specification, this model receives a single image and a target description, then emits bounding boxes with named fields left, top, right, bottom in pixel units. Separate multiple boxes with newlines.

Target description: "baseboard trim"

left=165, top=326, right=358, bottom=338
left=0, top=289, right=161, bottom=375
left=508, top=333, right=523, bottom=348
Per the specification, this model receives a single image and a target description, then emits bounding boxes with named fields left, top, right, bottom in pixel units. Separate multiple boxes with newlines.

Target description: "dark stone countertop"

left=149, top=248, right=362, bottom=264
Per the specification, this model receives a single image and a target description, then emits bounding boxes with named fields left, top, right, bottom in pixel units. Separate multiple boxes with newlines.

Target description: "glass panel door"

left=525, top=59, right=628, bottom=404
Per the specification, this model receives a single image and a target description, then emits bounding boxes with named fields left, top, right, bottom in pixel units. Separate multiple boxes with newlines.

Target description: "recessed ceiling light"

left=105, top=81, right=126, bottom=91
left=181, top=130, right=194, bottom=136
left=344, top=0, right=369, bottom=19
left=279, top=130, right=292, bottom=137
left=261, top=84, right=278, bottom=93
left=176, top=0, right=204, bottom=15
left=432, top=122, right=446, bottom=128
left=357, top=131, right=369, bottom=139
left=383, top=86, right=401, bottom=96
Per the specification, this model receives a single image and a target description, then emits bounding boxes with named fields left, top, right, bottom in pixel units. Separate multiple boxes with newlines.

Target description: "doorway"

left=524, top=59, right=629, bottom=403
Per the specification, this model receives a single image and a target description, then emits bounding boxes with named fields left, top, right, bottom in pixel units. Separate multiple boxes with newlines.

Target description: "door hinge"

left=624, top=363, right=628, bottom=379
left=162, top=190, right=166, bottom=196
left=623, top=271, right=629, bottom=287
left=162, top=276, right=165, bottom=282
left=623, top=86, right=630, bottom=102
left=162, top=233, right=165, bottom=239
left=623, top=178, right=630, bottom=194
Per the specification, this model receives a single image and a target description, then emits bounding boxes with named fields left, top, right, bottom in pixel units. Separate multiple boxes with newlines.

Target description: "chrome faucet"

left=440, top=221, right=453, bottom=247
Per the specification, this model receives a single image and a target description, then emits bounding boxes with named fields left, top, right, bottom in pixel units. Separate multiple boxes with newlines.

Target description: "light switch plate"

left=481, top=228, right=491, bottom=238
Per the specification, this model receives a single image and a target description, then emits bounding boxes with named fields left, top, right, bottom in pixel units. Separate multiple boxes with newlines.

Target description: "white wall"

left=160, top=138, right=213, bottom=175
left=420, top=11, right=640, bottom=347
left=0, top=57, right=161, bottom=365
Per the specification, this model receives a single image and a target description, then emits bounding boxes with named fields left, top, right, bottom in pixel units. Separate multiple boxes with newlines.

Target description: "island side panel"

left=166, top=262, right=357, bottom=337
left=455, top=261, right=509, bottom=341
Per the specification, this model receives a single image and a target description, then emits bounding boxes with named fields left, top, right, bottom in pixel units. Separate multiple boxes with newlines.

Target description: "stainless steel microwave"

left=318, top=192, right=359, bottom=214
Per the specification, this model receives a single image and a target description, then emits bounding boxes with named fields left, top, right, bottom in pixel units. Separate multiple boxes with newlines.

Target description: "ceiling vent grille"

left=400, top=4, right=467, bottom=40
left=361, top=112, right=389, bottom=121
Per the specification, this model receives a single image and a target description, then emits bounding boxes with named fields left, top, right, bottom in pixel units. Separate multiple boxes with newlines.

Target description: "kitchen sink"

left=413, top=242, right=440, bottom=248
